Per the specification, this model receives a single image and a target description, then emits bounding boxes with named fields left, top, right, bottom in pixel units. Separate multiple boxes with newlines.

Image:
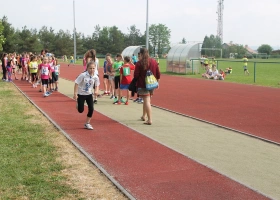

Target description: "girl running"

left=73, top=61, right=100, bottom=130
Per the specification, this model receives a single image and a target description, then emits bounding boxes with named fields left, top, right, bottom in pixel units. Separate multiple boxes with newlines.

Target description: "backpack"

left=123, top=67, right=130, bottom=76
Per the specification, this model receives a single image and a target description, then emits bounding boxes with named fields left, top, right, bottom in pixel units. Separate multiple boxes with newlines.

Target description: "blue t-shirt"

left=132, top=55, right=137, bottom=63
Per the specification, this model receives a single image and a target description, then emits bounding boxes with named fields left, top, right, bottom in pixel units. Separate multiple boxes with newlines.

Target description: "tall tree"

left=108, top=26, right=125, bottom=55
left=201, top=34, right=222, bottom=57
left=125, top=25, right=143, bottom=47
left=1, top=16, right=16, bottom=53
left=0, top=20, right=5, bottom=51
left=38, top=26, right=56, bottom=52
left=149, top=24, right=171, bottom=56
left=257, top=44, right=273, bottom=55
left=181, top=38, right=186, bottom=44
left=54, top=29, right=73, bottom=56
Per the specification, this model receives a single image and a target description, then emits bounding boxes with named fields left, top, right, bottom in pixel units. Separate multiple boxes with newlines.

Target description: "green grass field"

left=0, top=84, right=79, bottom=199
left=63, top=58, right=280, bottom=88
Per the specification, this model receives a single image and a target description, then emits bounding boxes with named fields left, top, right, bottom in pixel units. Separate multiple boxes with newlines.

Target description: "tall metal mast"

left=73, top=0, right=76, bottom=63
left=217, top=0, right=224, bottom=43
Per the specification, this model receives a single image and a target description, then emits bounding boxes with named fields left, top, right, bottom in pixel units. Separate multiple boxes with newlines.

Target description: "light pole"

left=73, top=0, right=77, bottom=63
left=145, top=0, right=149, bottom=50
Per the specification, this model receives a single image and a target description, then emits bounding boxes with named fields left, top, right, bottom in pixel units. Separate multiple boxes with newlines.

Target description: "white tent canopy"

left=122, top=46, right=141, bottom=58
left=166, top=43, right=201, bottom=74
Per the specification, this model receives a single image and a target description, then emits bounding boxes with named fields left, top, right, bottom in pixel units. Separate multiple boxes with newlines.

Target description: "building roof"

left=244, top=45, right=257, bottom=54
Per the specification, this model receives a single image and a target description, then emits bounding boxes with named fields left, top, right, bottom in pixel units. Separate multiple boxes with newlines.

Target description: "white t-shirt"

left=75, top=71, right=100, bottom=95
left=211, top=69, right=219, bottom=77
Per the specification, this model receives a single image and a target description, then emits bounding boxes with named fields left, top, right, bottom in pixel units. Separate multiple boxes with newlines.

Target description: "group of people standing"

left=75, top=48, right=160, bottom=130
left=1, top=50, right=60, bottom=97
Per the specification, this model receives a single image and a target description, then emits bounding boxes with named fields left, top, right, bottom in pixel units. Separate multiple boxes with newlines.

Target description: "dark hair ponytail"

left=90, top=49, right=96, bottom=62
left=139, top=48, right=149, bottom=70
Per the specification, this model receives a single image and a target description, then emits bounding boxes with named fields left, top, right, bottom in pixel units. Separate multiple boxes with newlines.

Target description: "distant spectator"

left=243, top=55, right=249, bottom=75
left=225, top=67, right=232, bottom=74
left=209, top=66, right=219, bottom=79
left=202, top=65, right=212, bottom=79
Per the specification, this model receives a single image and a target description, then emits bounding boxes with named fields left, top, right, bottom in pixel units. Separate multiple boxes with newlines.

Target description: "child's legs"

left=42, top=79, right=48, bottom=93
left=77, top=94, right=86, bottom=114
left=126, top=90, right=130, bottom=101
left=85, top=94, right=94, bottom=119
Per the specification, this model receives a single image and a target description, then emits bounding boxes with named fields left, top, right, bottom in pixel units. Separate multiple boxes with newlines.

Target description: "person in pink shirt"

left=37, top=57, right=52, bottom=97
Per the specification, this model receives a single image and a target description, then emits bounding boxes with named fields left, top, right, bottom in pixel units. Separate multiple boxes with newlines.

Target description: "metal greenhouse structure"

left=166, top=43, right=201, bottom=74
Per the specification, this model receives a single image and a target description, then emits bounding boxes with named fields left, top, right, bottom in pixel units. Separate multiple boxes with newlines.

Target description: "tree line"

left=0, top=16, right=171, bottom=58
left=0, top=16, right=274, bottom=59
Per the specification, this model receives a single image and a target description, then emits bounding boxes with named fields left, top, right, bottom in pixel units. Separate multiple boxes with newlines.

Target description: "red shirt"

left=134, top=58, right=160, bottom=88
left=120, top=63, right=135, bottom=85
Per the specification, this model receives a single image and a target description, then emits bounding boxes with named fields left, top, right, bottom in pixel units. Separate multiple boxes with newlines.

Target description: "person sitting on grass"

left=216, top=69, right=225, bottom=80
left=225, top=67, right=232, bottom=74
left=209, top=66, right=219, bottom=79
left=202, top=65, right=212, bottom=79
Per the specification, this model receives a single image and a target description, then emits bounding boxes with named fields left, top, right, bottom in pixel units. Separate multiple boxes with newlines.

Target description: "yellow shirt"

left=243, top=58, right=248, bottom=66
left=29, top=61, right=38, bottom=73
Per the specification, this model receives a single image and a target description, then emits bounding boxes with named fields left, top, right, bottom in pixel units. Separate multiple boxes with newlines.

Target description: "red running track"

left=60, top=64, right=280, bottom=144
left=13, top=71, right=268, bottom=199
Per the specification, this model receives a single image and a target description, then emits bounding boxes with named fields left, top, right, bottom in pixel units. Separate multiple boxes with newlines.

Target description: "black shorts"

left=53, top=74, right=59, bottom=82
left=41, top=79, right=49, bottom=85
left=244, top=68, right=248, bottom=71
left=103, top=74, right=109, bottom=79
left=114, top=76, right=120, bottom=89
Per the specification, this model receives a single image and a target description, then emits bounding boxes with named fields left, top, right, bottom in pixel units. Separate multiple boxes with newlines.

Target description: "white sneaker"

left=84, top=123, right=93, bottom=130
left=44, top=92, right=49, bottom=97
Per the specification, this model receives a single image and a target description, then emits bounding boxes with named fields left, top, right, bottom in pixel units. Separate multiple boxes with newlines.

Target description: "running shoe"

left=110, top=95, right=114, bottom=99
left=94, top=99, right=97, bottom=104
left=120, top=98, right=126, bottom=103
left=113, top=101, right=121, bottom=105
left=138, top=98, right=144, bottom=104
left=125, top=101, right=129, bottom=105
left=133, top=98, right=139, bottom=102
left=84, top=123, right=93, bottom=130
left=55, top=87, right=58, bottom=91
left=44, top=92, right=49, bottom=97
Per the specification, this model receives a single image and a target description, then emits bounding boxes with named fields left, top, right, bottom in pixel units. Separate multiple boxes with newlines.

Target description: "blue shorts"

left=120, top=84, right=129, bottom=90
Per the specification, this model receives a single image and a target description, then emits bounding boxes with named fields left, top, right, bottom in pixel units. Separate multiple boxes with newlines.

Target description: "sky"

left=1, top=0, right=280, bottom=50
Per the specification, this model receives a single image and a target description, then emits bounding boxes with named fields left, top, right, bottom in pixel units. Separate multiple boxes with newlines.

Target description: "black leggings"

left=2, top=66, right=7, bottom=80
left=77, top=94, right=94, bottom=117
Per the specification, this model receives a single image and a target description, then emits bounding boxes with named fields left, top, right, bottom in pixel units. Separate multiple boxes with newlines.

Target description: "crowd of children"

left=0, top=50, right=60, bottom=97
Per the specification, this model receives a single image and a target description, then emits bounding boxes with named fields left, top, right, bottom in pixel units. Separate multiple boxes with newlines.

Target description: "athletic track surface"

left=12, top=63, right=279, bottom=199
left=61, top=64, right=280, bottom=144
